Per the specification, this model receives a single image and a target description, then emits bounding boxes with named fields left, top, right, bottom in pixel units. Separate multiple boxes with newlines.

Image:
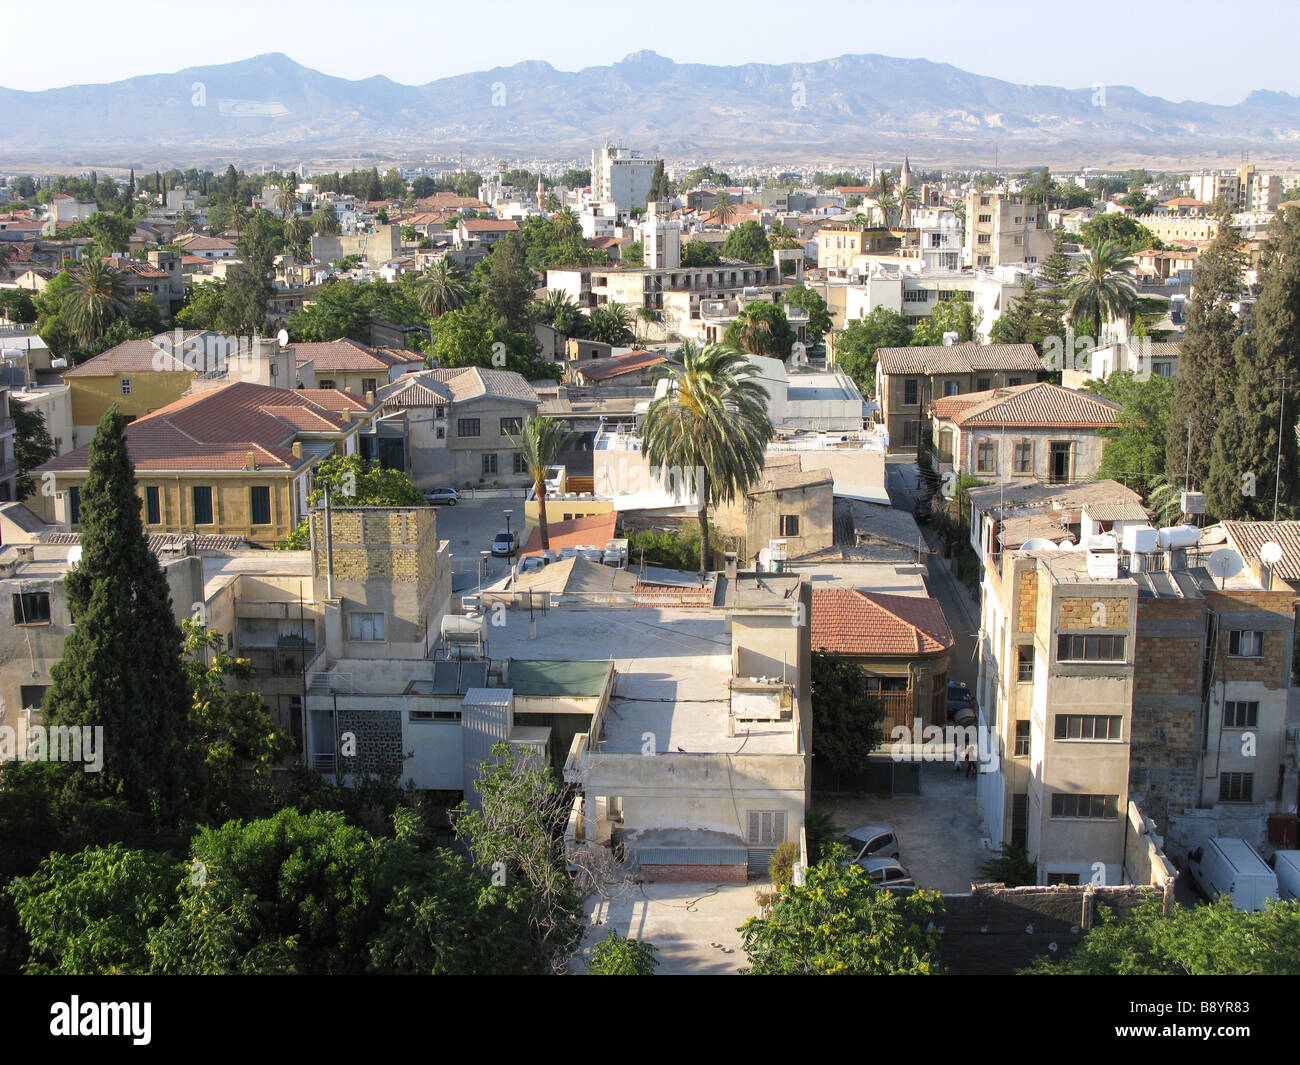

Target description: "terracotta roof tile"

left=877, top=343, right=1041, bottom=376
left=932, top=382, right=1120, bottom=428
left=810, top=589, right=954, bottom=656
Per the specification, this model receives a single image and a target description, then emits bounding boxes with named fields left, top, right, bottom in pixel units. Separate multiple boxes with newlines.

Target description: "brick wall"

left=1057, top=595, right=1127, bottom=629
left=1017, top=569, right=1037, bottom=632
left=639, top=864, right=748, bottom=884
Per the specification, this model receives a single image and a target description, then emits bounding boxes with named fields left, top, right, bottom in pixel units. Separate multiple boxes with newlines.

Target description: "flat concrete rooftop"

left=485, top=604, right=798, bottom=756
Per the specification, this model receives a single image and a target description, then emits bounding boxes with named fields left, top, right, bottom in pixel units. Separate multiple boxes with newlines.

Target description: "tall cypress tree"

left=43, top=408, right=193, bottom=819
left=1167, top=216, right=1246, bottom=494
left=1205, top=208, right=1300, bottom=519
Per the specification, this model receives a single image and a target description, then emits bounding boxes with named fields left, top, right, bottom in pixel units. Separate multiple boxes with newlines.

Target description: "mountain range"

left=2, top=51, right=1298, bottom=169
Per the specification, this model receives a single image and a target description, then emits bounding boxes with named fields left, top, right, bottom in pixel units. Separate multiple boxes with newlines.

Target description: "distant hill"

left=2, top=51, right=1298, bottom=168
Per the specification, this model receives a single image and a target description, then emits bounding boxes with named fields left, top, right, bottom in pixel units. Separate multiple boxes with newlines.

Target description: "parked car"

left=423, top=486, right=459, bottom=506
left=859, top=857, right=915, bottom=889
left=947, top=681, right=977, bottom=725
left=491, top=530, right=518, bottom=557
left=843, top=824, right=902, bottom=866
left=914, top=494, right=932, bottom=522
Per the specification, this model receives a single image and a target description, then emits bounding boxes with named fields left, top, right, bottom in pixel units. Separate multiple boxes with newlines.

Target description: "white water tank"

left=1157, top=525, right=1200, bottom=550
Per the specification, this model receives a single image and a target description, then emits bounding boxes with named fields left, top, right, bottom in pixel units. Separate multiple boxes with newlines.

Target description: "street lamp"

left=478, top=550, right=490, bottom=592
left=503, top=508, right=513, bottom=538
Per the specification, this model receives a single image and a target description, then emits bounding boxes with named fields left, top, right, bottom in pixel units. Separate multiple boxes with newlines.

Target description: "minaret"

left=537, top=175, right=545, bottom=206
left=901, top=155, right=913, bottom=191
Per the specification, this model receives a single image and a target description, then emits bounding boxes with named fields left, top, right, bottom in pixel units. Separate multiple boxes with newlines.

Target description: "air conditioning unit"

left=1180, top=491, right=1206, bottom=515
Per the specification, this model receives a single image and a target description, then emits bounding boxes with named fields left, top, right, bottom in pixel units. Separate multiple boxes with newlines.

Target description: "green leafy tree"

left=1084, top=372, right=1173, bottom=488
left=740, top=856, right=944, bottom=974
left=9, top=398, right=55, bottom=499
left=279, top=454, right=425, bottom=548
left=1077, top=213, right=1160, bottom=254
left=0, top=287, right=38, bottom=324
left=912, top=298, right=978, bottom=346
left=451, top=742, right=584, bottom=974
left=724, top=300, right=796, bottom=360
left=1167, top=220, right=1245, bottom=495
left=150, top=808, right=387, bottom=974
left=84, top=212, right=134, bottom=256
left=221, top=209, right=278, bottom=335
left=510, top=415, right=578, bottom=552
left=13, top=845, right=183, bottom=975
left=42, top=408, right=193, bottom=819
left=173, top=280, right=226, bottom=330
left=989, top=278, right=1063, bottom=356
left=428, top=303, right=554, bottom=380
left=834, top=307, right=910, bottom=395
left=639, top=342, right=773, bottom=573
left=681, top=240, right=721, bottom=267
left=783, top=286, right=832, bottom=346
left=1025, top=897, right=1300, bottom=975
left=587, top=931, right=660, bottom=975
left=809, top=652, right=886, bottom=777
left=1206, top=207, right=1300, bottom=519
left=484, top=235, right=537, bottom=332
left=622, top=240, right=644, bottom=266
left=182, top=621, right=292, bottom=820
left=720, top=219, right=771, bottom=263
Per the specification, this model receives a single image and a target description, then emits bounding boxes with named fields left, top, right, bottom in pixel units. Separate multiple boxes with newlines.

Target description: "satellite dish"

left=1207, top=549, right=1244, bottom=582
left=1020, top=538, right=1058, bottom=551
left=277, top=328, right=289, bottom=348
left=1260, top=541, right=1284, bottom=566
left=67, top=546, right=82, bottom=569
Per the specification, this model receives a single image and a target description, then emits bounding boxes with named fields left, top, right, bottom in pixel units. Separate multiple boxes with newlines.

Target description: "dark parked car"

left=947, top=681, right=977, bottom=725
left=914, top=495, right=932, bottom=522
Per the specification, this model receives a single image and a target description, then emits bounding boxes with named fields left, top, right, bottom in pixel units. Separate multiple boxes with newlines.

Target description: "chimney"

left=292, top=442, right=303, bottom=459
left=724, top=551, right=738, bottom=579
left=245, top=451, right=257, bottom=470
left=365, top=390, right=376, bottom=406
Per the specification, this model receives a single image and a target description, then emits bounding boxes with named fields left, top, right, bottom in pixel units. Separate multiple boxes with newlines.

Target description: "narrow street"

left=886, top=458, right=980, bottom=689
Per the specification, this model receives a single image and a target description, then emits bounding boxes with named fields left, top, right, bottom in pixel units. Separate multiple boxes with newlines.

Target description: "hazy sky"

left=6, top=0, right=1295, bottom=106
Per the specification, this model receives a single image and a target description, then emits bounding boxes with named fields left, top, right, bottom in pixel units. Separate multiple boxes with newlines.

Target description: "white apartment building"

left=592, top=144, right=660, bottom=216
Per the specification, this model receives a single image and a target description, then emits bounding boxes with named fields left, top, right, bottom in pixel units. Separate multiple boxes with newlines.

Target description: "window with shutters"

left=1219, top=772, right=1254, bottom=803
left=1050, top=793, right=1119, bottom=819
left=779, top=514, right=799, bottom=536
left=13, top=592, right=51, bottom=625
left=746, top=810, right=787, bottom=845
left=145, top=485, right=161, bottom=525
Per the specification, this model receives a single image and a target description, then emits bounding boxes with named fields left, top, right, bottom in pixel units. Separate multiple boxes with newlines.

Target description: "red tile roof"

left=39, top=381, right=366, bottom=474
left=291, top=339, right=424, bottom=373
left=810, top=589, right=954, bottom=656
left=931, top=382, right=1121, bottom=428
left=573, top=349, right=668, bottom=382
left=461, top=218, right=519, bottom=233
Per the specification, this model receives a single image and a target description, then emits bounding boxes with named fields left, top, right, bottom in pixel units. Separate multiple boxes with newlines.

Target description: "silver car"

left=859, top=857, right=916, bottom=889
left=843, top=824, right=902, bottom=865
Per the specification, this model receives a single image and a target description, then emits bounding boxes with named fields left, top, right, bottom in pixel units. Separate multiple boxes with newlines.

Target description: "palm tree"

left=588, top=302, right=633, bottom=345
left=64, top=259, right=130, bottom=346
left=877, top=192, right=898, bottom=227
left=275, top=177, right=298, bottom=220
left=1066, top=237, right=1137, bottom=343
left=176, top=209, right=195, bottom=235
left=897, top=185, right=918, bottom=226
left=635, top=306, right=659, bottom=343
left=712, top=192, right=737, bottom=227
left=552, top=207, right=581, bottom=242
left=416, top=257, right=471, bottom=319
left=510, top=416, right=579, bottom=553
left=639, top=342, right=773, bottom=574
